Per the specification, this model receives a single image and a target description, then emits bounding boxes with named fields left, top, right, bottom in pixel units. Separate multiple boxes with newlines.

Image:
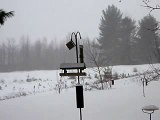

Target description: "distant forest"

left=0, top=36, right=77, bottom=72
left=0, top=5, right=160, bottom=72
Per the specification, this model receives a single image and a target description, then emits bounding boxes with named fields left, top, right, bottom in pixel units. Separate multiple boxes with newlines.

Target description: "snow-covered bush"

left=113, top=72, right=118, bottom=80
left=133, top=67, right=138, bottom=73
left=94, top=73, right=98, bottom=79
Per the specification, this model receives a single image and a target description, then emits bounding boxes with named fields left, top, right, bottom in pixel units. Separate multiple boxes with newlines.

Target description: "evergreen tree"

left=98, top=5, right=123, bottom=65
left=98, top=5, right=122, bottom=50
left=98, top=5, right=136, bottom=65
left=0, top=9, right=14, bottom=26
left=119, top=17, right=136, bottom=64
left=137, top=15, right=159, bottom=63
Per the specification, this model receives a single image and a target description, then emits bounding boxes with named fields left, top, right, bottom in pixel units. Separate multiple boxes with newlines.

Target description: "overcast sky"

left=0, top=0, right=160, bottom=42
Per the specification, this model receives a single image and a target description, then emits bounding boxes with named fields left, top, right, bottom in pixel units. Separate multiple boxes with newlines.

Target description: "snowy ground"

left=0, top=64, right=159, bottom=120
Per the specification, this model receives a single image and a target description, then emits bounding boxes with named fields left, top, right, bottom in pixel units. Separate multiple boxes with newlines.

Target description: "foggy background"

left=0, top=0, right=159, bottom=41
left=0, top=0, right=160, bottom=72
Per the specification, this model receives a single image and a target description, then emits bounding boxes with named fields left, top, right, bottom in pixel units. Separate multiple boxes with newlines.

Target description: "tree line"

left=0, top=36, right=77, bottom=72
left=97, top=5, right=160, bottom=65
left=0, top=5, right=160, bottom=72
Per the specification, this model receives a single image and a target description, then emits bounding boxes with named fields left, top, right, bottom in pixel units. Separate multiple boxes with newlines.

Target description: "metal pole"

left=75, top=32, right=82, bottom=84
left=75, top=32, right=82, bottom=120
left=80, top=108, right=82, bottom=120
left=75, top=33, right=80, bottom=84
left=71, top=32, right=82, bottom=120
left=75, top=34, right=79, bottom=64
left=150, top=113, right=152, bottom=120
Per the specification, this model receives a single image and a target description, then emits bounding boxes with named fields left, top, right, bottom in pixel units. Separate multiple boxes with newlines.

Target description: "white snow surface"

left=0, top=64, right=159, bottom=120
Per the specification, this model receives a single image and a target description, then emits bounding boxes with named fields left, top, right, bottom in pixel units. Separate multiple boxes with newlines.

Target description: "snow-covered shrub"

left=133, top=67, right=138, bottom=73
left=120, top=73, right=127, bottom=78
left=0, top=79, right=5, bottom=84
left=26, top=77, right=38, bottom=82
left=94, top=73, right=98, bottom=79
left=26, top=78, right=32, bottom=82
left=113, top=72, right=118, bottom=80
left=88, top=74, right=92, bottom=79
left=13, top=79, right=17, bottom=83
left=20, top=92, right=27, bottom=96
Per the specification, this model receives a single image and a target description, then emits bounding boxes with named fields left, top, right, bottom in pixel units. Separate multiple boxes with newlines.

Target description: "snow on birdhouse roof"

left=60, top=63, right=86, bottom=69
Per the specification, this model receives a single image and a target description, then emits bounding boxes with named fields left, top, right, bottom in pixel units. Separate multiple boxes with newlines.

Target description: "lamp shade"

left=66, top=40, right=76, bottom=50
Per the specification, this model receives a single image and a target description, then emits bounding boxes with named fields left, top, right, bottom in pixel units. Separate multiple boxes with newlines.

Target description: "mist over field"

left=0, top=1, right=160, bottom=120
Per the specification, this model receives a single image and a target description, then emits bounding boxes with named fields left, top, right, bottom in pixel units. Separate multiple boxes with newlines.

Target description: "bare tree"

left=19, top=36, right=31, bottom=70
left=6, top=39, right=17, bottom=66
left=83, top=39, right=111, bottom=90
left=142, top=0, right=160, bottom=12
left=141, top=0, right=160, bottom=80
left=135, top=63, right=160, bottom=97
left=0, top=43, right=6, bottom=66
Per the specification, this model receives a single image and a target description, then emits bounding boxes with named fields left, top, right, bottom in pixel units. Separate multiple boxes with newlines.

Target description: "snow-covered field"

left=0, top=64, right=159, bottom=120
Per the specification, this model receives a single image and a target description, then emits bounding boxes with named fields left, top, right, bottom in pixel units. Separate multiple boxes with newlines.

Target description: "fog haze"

left=0, top=0, right=160, bottom=41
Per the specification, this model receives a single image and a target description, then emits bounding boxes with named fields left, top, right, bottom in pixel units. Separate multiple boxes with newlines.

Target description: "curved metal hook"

left=75, top=32, right=82, bottom=39
left=70, top=32, right=76, bottom=41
